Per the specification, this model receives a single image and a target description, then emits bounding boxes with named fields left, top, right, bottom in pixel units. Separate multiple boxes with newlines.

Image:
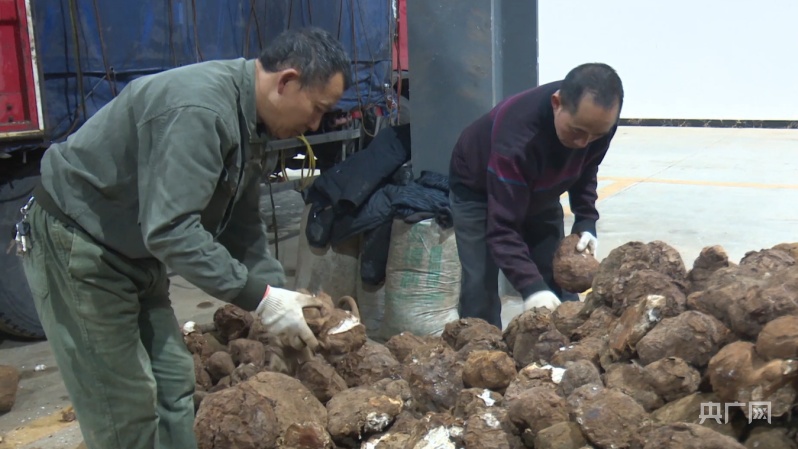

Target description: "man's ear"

left=277, top=69, right=301, bottom=94
left=551, top=90, right=562, bottom=111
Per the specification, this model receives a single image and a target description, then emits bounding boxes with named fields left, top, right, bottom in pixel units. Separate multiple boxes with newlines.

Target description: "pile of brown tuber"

left=185, top=239, right=798, bottom=449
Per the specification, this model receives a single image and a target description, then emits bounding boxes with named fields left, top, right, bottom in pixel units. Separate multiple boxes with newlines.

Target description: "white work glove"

left=523, top=290, right=562, bottom=311
left=576, top=231, right=598, bottom=255
left=255, top=286, right=323, bottom=351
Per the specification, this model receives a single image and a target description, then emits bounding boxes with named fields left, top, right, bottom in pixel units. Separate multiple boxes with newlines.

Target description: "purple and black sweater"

left=449, top=80, right=617, bottom=298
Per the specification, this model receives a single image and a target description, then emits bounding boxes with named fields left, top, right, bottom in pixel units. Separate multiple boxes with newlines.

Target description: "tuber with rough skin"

left=553, top=233, right=600, bottom=293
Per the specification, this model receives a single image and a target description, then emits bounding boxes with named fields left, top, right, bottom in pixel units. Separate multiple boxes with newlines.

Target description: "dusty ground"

left=2, top=126, right=798, bottom=447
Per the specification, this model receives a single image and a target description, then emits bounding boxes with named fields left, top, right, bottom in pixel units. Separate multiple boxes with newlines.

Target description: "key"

left=15, top=221, right=31, bottom=254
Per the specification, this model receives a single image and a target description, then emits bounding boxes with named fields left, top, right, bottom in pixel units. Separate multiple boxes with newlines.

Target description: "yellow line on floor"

left=562, top=179, right=637, bottom=216
left=0, top=407, right=78, bottom=449
left=600, top=176, right=798, bottom=190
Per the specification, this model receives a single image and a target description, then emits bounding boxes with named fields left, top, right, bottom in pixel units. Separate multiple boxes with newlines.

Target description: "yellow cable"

left=297, top=134, right=315, bottom=191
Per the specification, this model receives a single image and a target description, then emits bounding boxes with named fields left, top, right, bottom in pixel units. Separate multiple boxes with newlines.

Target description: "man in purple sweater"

left=448, top=63, right=623, bottom=328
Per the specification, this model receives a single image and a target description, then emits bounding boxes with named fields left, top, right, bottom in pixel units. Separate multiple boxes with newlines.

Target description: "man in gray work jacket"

left=19, top=27, right=351, bottom=449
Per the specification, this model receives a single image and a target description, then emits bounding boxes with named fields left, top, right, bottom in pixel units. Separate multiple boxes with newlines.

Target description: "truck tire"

left=0, top=173, right=45, bottom=339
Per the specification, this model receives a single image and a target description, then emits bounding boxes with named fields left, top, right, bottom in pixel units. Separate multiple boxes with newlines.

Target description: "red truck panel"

left=0, top=0, right=43, bottom=139
left=392, top=0, right=408, bottom=72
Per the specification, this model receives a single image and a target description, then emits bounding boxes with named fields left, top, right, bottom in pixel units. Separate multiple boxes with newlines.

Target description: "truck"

left=0, top=0, right=409, bottom=339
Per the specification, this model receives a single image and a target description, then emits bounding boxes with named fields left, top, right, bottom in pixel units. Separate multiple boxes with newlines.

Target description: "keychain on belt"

left=12, top=196, right=34, bottom=255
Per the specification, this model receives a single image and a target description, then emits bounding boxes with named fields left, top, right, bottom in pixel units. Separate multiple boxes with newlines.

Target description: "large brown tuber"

left=572, top=388, right=649, bottom=449
left=503, top=308, right=559, bottom=367
left=551, top=336, right=608, bottom=369
left=707, top=341, right=798, bottom=418
left=650, top=392, right=746, bottom=440
left=558, top=359, right=602, bottom=398
left=227, top=338, right=266, bottom=368
left=462, top=350, right=517, bottom=391
left=756, top=315, right=798, bottom=360
left=385, top=331, right=431, bottom=363
left=743, top=426, right=798, bottom=449
left=240, top=371, right=328, bottom=438
left=644, top=357, right=701, bottom=403
left=687, top=245, right=732, bottom=294
left=551, top=301, right=588, bottom=338
left=463, top=407, right=525, bottom=449
left=591, top=241, right=687, bottom=310
left=194, top=385, right=280, bottom=449
left=508, top=386, right=569, bottom=444
left=332, top=340, right=401, bottom=388
left=553, top=233, right=600, bottom=293
left=314, top=295, right=368, bottom=363
left=636, top=310, right=731, bottom=367
left=641, top=422, right=747, bottom=449
left=605, top=293, right=669, bottom=363
left=296, top=356, right=348, bottom=403
left=404, top=342, right=465, bottom=413
left=504, top=364, right=561, bottom=404
left=603, top=362, right=663, bottom=412
left=326, top=386, right=404, bottom=446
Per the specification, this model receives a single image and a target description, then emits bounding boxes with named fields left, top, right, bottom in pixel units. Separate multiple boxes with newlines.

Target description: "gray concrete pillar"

left=405, top=0, right=539, bottom=175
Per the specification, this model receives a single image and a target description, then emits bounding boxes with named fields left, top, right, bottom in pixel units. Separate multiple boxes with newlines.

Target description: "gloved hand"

left=576, top=231, right=598, bottom=255
left=523, top=290, right=562, bottom=311
left=255, top=286, right=324, bottom=351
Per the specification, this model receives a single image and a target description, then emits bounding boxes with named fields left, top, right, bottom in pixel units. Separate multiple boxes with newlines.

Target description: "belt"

left=32, top=181, right=85, bottom=232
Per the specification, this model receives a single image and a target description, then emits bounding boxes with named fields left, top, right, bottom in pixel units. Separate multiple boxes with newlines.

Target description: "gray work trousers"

left=21, top=202, right=197, bottom=449
left=449, top=189, right=577, bottom=329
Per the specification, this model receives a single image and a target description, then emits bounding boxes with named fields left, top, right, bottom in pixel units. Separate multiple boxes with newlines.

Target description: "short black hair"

left=259, top=27, right=353, bottom=91
left=560, top=63, right=623, bottom=114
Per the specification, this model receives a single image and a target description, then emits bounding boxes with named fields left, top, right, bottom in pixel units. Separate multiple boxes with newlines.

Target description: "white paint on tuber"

left=418, top=426, right=456, bottom=448
left=363, top=434, right=391, bottom=448
left=525, top=363, right=566, bottom=384
left=328, top=314, right=361, bottom=335
left=182, top=321, right=196, bottom=335
left=645, top=295, right=665, bottom=323
left=482, top=413, right=501, bottom=428
left=364, top=412, right=393, bottom=433
left=478, top=389, right=496, bottom=406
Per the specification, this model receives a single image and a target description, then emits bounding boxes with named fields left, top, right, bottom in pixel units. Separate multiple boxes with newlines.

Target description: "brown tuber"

left=462, top=350, right=517, bottom=391
left=687, top=245, right=731, bottom=294
left=280, top=422, right=333, bottom=449
left=0, top=365, right=20, bottom=413
left=296, top=356, right=348, bottom=404
left=553, top=233, right=600, bottom=293
left=194, top=385, right=279, bottom=449
left=636, top=310, right=731, bottom=367
left=591, top=241, right=688, bottom=311
left=326, top=386, right=404, bottom=446
left=755, top=315, right=798, bottom=361
left=212, top=304, right=253, bottom=342
left=573, top=388, right=649, bottom=449
left=205, top=351, right=235, bottom=383
left=508, top=386, right=569, bottom=445
left=642, top=422, right=747, bottom=449
left=707, top=340, right=798, bottom=418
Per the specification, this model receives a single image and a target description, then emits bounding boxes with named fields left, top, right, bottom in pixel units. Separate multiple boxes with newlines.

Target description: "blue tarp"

left=33, top=0, right=394, bottom=144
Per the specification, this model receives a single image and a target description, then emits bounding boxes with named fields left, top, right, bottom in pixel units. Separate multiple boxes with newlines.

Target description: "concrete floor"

left=1, top=125, right=797, bottom=447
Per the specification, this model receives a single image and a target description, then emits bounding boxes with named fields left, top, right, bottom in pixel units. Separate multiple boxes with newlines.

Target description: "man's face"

left=551, top=91, right=619, bottom=149
left=258, top=67, right=345, bottom=139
